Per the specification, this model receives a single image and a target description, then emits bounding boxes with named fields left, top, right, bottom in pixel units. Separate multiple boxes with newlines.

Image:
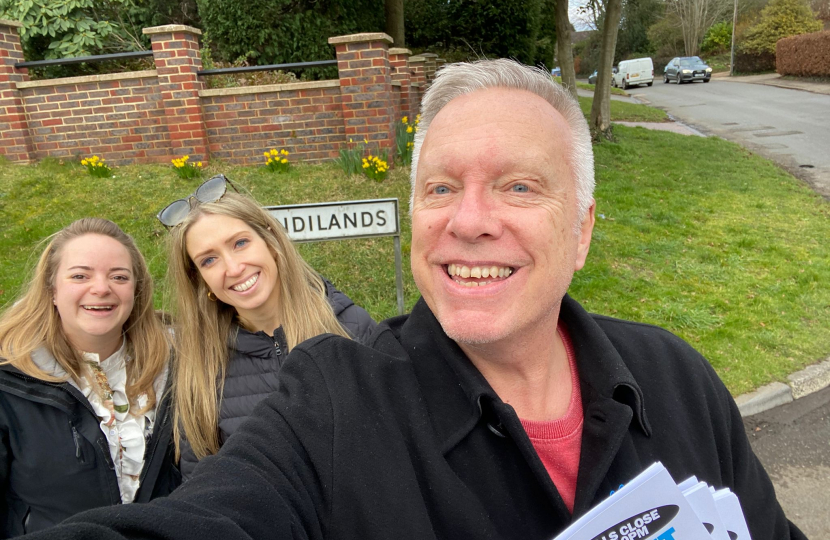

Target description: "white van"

left=612, top=57, right=654, bottom=89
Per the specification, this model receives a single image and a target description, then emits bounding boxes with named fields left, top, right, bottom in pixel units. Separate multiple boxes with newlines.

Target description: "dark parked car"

left=587, top=69, right=614, bottom=86
left=663, top=56, right=712, bottom=84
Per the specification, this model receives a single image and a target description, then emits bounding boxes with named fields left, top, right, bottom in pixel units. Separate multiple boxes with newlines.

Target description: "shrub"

left=701, top=22, right=733, bottom=55
left=740, top=0, right=822, bottom=55
left=776, top=30, right=830, bottom=76
left=195, top=0, right=384, bottom=80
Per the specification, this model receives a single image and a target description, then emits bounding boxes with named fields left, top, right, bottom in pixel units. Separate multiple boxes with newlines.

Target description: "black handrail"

left=15, top=50, right=153, bottom=69
left=198, top=59, right=337, bottom=76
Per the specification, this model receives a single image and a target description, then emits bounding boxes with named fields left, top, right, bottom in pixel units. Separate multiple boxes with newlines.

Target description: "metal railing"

left=197, top=59, right=337, bottom=76
left=15, top=50, right=153, bottom=69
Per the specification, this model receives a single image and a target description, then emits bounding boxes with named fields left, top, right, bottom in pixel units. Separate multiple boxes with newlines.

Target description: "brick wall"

left=17, top=72, right=167, bottom=164
left=202, top=81, right=344, bottom=164
left=0, top=26, right=438, bottom=166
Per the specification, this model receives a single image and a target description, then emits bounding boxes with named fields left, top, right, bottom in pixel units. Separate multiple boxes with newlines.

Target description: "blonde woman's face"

left=185, top=213, right=281, bottom=324
left=53, top=234, right=135, bottom=357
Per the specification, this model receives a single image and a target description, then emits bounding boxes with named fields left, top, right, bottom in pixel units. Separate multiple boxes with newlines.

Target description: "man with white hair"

left=29, top=59, right=805, bottom=540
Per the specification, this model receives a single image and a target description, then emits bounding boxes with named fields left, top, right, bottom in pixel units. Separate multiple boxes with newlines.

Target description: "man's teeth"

left=232, top=273, right=258, bottom=292
left=83, top=305, right=113, bottom=311
left=447, top=264, right=513, bottom=280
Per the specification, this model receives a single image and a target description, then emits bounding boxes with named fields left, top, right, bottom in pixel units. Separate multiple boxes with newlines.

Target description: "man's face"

left=411, top=87, right=594, bottom=347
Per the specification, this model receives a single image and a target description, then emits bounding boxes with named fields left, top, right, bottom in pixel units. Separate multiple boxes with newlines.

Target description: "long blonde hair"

left=169, top=192, right=350, bottom=460
left=0, top=218, right=170, bottom=411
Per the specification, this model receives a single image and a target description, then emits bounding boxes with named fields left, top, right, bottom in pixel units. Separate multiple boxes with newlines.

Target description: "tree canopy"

left=740, top=0, right=822, bottom=54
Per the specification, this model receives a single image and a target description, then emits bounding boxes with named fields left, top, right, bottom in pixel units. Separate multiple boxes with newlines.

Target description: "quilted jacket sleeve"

left=323, top=277, right=378, bottom=344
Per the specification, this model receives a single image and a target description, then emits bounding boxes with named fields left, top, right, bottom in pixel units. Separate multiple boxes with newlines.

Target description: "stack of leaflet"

left=552, top=463, right=752, bottom=540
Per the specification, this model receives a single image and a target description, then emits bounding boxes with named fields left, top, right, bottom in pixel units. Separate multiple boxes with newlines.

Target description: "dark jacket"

left=31, top=296, right=804, bottom=540
left=178, top=278, right=377, bottom=478
left=0, top=362, right=180, bottom=538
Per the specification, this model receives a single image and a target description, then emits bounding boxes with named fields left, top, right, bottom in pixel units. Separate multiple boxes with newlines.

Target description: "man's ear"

left=574, top=200, right=595, bottom=272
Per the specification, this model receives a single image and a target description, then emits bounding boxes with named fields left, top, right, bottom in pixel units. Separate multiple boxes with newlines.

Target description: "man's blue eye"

left=512, top=184, right=529, bottom=193
left=434, top=186, right=450, bottom=194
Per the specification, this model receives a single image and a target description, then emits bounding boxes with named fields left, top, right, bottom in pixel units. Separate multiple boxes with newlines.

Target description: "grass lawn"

left=576, top=81, right=628, bottom=96
left=578, top=96, right=669, bottom=123
left=1, top=99, right=829, bottom=395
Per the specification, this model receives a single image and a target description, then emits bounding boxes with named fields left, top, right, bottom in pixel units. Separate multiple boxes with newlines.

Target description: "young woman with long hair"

left=0, top=218, right=179, bottom=537
left=157, top=175, right=376, bottom=477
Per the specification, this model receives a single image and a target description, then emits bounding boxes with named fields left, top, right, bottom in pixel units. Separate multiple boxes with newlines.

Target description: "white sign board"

left=265, top=199, right=399, bottom=243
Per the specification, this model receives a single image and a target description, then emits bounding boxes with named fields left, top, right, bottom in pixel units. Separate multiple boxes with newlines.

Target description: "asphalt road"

left=625, top=78, right=830, bottom=200
left=744, top=386, right=830, bottom=537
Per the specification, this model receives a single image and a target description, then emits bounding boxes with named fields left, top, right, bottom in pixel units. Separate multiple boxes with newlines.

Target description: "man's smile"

left=445, top=264, right=514, bottom=287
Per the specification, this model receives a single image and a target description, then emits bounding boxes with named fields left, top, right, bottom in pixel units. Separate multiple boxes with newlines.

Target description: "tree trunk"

left=385, top=0, right=406, bottom=47
left=555, top=0, right=578, bottom=101
left=589, top=0, right=623, bottom=142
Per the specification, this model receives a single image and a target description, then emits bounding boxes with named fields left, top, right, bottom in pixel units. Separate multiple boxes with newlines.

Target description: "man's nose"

left=446, top=187, right=502, bottom=242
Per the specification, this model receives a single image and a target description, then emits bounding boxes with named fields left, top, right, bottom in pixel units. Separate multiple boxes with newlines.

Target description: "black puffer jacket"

left=178, top=279, right=376, bottom=478
left=0, top=363, right=180, bottom=538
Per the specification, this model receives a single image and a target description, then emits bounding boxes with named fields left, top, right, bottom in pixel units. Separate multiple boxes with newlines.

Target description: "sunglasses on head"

left=157, top=174, right=239, bottom=229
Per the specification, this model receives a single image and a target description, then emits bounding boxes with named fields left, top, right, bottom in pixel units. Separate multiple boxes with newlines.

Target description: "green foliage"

left=616, top=0, right=663, bottom=59
left=739, top=0, right=822, bottom=55
left=335, top=138, right=367, bottom=176
left=647, top=9, right=686, bottom=59
left=195, top=0, right=384, bottom=80
left=0, top=0, right=141, bottom=59
left=404, top=0, right=555, bottom=67
left=701, top=22, right=733, bottom=54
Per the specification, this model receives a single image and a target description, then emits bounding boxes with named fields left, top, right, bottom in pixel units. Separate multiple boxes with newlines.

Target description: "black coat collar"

left=386, top=294, right=651, bottom=456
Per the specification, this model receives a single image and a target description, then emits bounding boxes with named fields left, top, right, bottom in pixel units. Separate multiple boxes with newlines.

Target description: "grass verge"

left=1, top=113, right=828, bottom=395
left=578, top=97, right=669, bottom=123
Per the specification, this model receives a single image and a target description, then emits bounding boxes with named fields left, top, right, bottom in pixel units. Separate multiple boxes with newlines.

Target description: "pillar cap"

left=0, top=19, right=24, bottom=28
left=420, top=53, right=439, bottom=58
left=328, top=33, right=393, bottom=45
left=388, top=48, right=412, bottom=55
left=143, top=25, right=202, bottom=36
left=409, top=56, right=426, bottom=63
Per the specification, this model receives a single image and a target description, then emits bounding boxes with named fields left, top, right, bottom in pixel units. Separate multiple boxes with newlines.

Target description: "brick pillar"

left=389, top=48, right=412, bottom=120
left=421, top=53, right=439, bottom=84
left=143, top=25, right=208, bottom=162
left=409, top=55, right=426, bottom=117
left=329, top=33, right=395, bottom=153
left=0, top=20, right=33, bottom=163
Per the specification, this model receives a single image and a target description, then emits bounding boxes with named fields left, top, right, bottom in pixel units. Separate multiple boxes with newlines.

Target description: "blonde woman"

left=0, top=218, right=179, bottom=537
left=157, top=175, right=377, bottom=477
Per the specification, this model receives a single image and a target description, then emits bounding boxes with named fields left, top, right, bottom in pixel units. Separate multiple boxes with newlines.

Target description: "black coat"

left=0, top=362, right=180, bottom=538
left=178, top=278, right=377, bottom=478
left=24, top=296, right=805, bottom=540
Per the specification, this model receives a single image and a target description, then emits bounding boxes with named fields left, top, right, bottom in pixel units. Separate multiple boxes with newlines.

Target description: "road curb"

left=736, top=357, right=830, bottom=417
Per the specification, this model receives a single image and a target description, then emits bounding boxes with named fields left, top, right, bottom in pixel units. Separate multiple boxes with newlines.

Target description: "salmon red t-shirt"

left=519, top=323, right=583, bottom=513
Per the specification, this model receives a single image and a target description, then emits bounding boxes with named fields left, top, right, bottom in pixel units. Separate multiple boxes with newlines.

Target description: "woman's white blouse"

left=32, top=342, right=168, bottom=504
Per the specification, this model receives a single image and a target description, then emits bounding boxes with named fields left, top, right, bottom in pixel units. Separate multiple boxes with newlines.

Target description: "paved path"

left=744, top=386, right=830, bottom=537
